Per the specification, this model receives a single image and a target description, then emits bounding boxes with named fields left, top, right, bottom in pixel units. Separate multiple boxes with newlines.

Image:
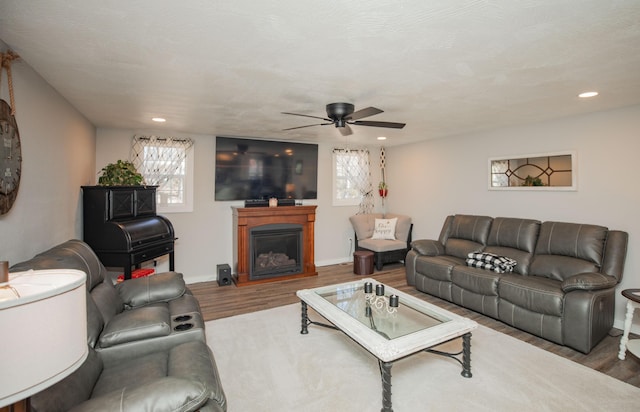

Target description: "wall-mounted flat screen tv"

left=215, top=136, right=318, bottom=201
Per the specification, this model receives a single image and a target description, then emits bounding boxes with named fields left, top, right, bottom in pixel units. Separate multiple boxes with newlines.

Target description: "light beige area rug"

left=206, top=304, right=639, bottom=412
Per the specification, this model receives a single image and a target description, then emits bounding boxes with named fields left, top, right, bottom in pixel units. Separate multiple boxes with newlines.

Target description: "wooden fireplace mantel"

left=232, top=205, right=317, bottom=286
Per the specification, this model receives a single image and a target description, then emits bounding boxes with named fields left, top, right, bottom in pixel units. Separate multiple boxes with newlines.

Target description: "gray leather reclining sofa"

left=405, top=215, right=628, bottom=353
left=11, top=239, right=227, bottom=412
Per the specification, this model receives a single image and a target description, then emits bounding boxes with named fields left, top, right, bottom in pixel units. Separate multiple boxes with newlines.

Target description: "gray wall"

left=386, top=105, right=640, bottom=333
left=2, top=37, right=637, bottom=334
left=0, top=41, right=95, bottom=264
left=95, top=129, right=379, bottom=282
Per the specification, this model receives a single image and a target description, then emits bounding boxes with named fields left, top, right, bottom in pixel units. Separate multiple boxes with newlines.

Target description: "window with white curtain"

left=332, top=148, right=373, bottom=213
left=132, top=135, right=194, bottom=213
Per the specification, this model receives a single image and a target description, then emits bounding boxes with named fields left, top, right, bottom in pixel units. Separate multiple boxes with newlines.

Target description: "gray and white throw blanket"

left=466, top=252, right=517, bottom=273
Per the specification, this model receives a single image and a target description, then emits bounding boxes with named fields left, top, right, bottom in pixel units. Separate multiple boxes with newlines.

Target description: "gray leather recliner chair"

left=11, top=239, right=227, bottom=411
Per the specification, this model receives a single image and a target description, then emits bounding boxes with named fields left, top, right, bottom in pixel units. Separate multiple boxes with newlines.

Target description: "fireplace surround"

left=232, top=205, right=317, bottom=286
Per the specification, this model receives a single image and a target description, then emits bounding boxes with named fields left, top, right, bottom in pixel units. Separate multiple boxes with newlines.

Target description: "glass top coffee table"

left=296, top=278, right=477, bottom=412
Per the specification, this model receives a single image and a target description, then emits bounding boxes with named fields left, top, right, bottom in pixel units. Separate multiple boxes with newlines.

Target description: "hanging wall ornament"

left=378, top=146, right=387, bottom=198
left=0, top=50, right=21, bottom=215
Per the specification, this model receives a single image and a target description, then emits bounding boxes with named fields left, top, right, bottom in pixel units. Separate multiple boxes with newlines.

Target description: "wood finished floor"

left=190, top=263, right=640, bottom=388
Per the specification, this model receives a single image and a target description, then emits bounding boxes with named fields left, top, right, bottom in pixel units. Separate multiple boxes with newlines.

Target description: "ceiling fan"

left=282, top=102, right=405, bottom=136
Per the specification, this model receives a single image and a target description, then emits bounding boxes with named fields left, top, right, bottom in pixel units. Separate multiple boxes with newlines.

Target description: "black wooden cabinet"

left=82, top=186, right=175, bottom=279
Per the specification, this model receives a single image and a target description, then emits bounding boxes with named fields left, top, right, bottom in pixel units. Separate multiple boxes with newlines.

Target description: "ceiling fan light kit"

left=283, top=102, right=405, bottom=135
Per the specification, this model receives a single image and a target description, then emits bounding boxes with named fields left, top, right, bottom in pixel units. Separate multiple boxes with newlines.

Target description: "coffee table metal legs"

left=380, top=361, right=393, bottom=412
left=300, top=301, right=339, bottom=333
left=462, top=332, right=472, bottom=378
left=376, top=333, right=472, bottom=412
left=300, top=301, right=309, bottom=334
left=300, top=301, right=472, bottom=412
left=424, top=332, right=473, bottom=378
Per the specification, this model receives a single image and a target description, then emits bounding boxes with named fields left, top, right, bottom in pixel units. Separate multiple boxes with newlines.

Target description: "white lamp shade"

left=0, top=269, right=88, bottom=407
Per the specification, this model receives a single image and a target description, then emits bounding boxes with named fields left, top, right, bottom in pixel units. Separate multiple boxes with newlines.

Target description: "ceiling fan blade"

left=338, top=124, right=353, bottom=136
left=352, top=120, right=406, bottom=129
left=282, top=112, right=332, bottom=122
left=283, top=122, right=332, bottom=131
left=346, top=106, right=383, bottom=121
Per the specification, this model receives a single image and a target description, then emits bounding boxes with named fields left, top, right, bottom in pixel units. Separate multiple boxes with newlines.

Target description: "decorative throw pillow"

left=371, top=218, right=397, bottom=240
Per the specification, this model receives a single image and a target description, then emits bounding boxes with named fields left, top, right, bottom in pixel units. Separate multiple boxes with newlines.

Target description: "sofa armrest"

left=116, top=271, right=186, bottom=309
left=411, top=239, right=445, bottom=256
left=561, top=272, right=618, bottom=293
left=70, top=377, right=210, bottom=412
left=98, top=305, right=171, bottom=348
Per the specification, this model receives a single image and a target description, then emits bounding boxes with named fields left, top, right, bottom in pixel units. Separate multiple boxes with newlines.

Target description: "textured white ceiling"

left=1, top=0, right=639, bottom=146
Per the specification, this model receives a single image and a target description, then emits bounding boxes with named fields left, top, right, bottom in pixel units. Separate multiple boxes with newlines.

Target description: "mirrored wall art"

left=489, top=151, right=577, bottom=191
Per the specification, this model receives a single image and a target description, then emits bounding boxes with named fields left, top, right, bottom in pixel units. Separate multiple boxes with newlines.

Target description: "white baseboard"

left=185, top=258, right=353, bottom=285
left=315, top=257, right=352, bottom=267
left=185, top=274, right=217, bottom=285
left=613, top=318, right=640, bottom=336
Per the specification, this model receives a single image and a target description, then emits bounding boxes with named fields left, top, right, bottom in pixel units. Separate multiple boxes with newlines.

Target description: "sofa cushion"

left=9, top=239, right=108, bottom=291
left=445, top=238, right=485, bottom=260
left=498, top=274, right=564, bottom=317
left=446, top=214, right=493, bottom=245
left=169, top=341, right=227, bottom=410
left=443, top=215, right=492, bottom=259
left=54, top=240, right=109, bottom=290
left=31, top=347, right=103, bottom=412
left=91, top=282, right=125, bottom=324
left=86, top=292, right=105, bottom=348
left=73, top=377, right=210, bottom=412
left=90, top=341, right=223, bottom=412
left=487, top=217, right=540, bottom=253
left=98, top=304, right=171, bottom=349
left=349, top=213, right=383, bottom=240
left=451, top=265, right=501, bottom=296
left=534, top=221, right=607, bottom=265
left=529, top=254, right=600, bottom=282
left=358, top=238, right=407, bottom=252
left=91, top=350, right=168, bottom=397
left=415, top=255, right=463, bottom=282
left=371, top=218, right=397, bottom=240
left=116, top=271, right=186, bottom=309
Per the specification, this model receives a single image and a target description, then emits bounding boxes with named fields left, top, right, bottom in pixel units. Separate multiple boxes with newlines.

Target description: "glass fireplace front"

left=250, top=223, right=303, bottom=280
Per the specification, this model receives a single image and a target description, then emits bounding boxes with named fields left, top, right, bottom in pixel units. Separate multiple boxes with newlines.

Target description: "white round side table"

left=618, top=289, right=640, bottom=360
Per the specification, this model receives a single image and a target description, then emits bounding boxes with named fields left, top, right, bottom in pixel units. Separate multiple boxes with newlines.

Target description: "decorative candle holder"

left=364, top=281, right=373, bottom=294
left=389, top=294, right=399, bottom=308
left=364, top=282, right=398, bottom=315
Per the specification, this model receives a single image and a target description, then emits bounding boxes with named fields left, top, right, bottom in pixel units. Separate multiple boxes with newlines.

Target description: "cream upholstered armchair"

left=350, top=213, right=413, bottom=271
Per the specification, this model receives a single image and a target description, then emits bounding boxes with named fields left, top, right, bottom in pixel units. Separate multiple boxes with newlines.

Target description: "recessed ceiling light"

left=152, top=117, right=166, bottom=122
left=578, top=91, right=599, bottom=98
left=377, top=136, right=387, bottom=140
